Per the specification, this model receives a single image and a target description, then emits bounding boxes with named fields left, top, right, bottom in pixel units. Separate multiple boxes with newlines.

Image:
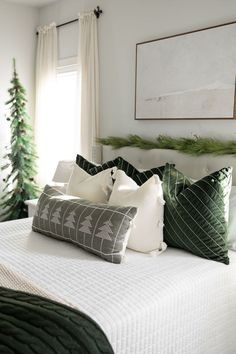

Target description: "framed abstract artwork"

left=135, top=21, right=236, bottom=120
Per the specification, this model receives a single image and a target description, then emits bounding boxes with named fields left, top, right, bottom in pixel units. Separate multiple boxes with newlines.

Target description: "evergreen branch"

left=97, top=135, right=236, bottom=156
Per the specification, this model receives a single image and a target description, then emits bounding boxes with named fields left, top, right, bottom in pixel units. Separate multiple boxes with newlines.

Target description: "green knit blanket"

left=0, top=287, right=114, bottom=354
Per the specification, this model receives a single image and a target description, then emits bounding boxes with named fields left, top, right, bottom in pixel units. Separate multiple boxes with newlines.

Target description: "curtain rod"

left=36, top=6, right=103, bottom=35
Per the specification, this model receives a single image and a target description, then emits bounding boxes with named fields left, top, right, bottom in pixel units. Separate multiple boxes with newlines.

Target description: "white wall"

left=39, top=0, right=236, bottom=140
left=0, top=0, right=39, bottom=205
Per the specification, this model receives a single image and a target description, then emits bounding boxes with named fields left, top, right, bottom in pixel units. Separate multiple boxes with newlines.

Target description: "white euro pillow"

left=108, top=169, right=166, bottom=253
left=66, top=163, right=115, bottom=203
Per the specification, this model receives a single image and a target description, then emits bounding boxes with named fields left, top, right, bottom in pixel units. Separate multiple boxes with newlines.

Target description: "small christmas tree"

left=0, top=59, right=39, bottom=221
left=79, top=215, right=92, bottom=234
left=65, top=211, right=76, bottom=229
left=96, top=220, right=113, bottom=241
left=51, top=206, right=62, bottom=224
left=40, top=204, right=50, bottom=220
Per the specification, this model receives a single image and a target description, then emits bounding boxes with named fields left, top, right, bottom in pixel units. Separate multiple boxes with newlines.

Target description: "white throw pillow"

left=108, top=169, right=166, bottom=253
left=66, top=163, right=115, bottom=203
left=228, top=186, right=236, bottom=250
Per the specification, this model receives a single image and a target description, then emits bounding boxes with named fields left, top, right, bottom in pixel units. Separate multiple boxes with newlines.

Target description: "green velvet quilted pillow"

left=163, top=164, right=232, bottom=264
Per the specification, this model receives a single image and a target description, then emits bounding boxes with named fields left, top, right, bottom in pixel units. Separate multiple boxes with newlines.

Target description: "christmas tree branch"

left=97, top=135, right=236, bottom=156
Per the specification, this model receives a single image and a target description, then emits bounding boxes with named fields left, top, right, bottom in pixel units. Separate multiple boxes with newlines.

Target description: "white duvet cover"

left=0, top=218, right=236, bottom=354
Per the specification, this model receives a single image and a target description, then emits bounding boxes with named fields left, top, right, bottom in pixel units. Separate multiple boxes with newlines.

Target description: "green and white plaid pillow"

left=163, top=164, right=232, bottom=264
left=32, top=185, right=137, bottom=264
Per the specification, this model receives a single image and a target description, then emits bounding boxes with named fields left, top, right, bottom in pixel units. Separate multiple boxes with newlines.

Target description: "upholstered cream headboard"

left=102, top=146, right=236, bottom=185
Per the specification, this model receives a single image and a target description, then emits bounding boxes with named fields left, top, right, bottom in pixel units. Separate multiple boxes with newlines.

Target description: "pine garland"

left=97, top=135, right=236, bottom=156
left=0, top=59, right=39, bottom=221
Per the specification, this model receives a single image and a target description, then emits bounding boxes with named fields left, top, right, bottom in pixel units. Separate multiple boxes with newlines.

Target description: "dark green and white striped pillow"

left=76, top=154, right=166, bottom=183
left=76, top=154, right=121, bottom=175
left=117, top=158, right=166, bottom=185
left=163, top=164, right=232, bottom=264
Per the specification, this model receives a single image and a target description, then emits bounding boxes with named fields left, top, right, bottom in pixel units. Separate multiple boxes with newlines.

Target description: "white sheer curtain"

left=78, top=12, right=100, bottom=161
left=35, top=23, right=57, bottom=186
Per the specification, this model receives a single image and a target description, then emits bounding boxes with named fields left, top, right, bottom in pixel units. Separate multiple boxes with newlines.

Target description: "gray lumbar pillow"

left=32, top=185, right=137, bottom=264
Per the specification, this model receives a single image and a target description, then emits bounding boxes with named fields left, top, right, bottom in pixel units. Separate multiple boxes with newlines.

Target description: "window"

left=54, top=59, right=80, bottom=163
left=35, top=58, right=80, bottom=185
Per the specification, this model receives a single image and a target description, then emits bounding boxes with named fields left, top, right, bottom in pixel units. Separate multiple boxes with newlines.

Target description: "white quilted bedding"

left=0, top=218, right=236, bottom=354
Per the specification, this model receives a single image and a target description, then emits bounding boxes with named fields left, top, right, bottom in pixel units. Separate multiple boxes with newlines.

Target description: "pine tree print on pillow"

left=32, top=186, right=137, bottom=263
left=79, top=215, right=92, bottom=234
left=51, top=207, right=62, bottom=224
left=96, top=220, right=113, bottom=241
left=65, top=211, right=76, bottom=229
left=0, top=59, right=39, bottom=221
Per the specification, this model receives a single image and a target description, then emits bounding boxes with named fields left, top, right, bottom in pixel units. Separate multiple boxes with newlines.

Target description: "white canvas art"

left=135, top=22, right=236, bottom=120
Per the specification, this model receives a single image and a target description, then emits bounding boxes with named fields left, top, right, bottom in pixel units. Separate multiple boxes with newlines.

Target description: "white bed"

left=0, top=217, right=236, bottom=354
left=1, top=147, right=236, bottom=354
